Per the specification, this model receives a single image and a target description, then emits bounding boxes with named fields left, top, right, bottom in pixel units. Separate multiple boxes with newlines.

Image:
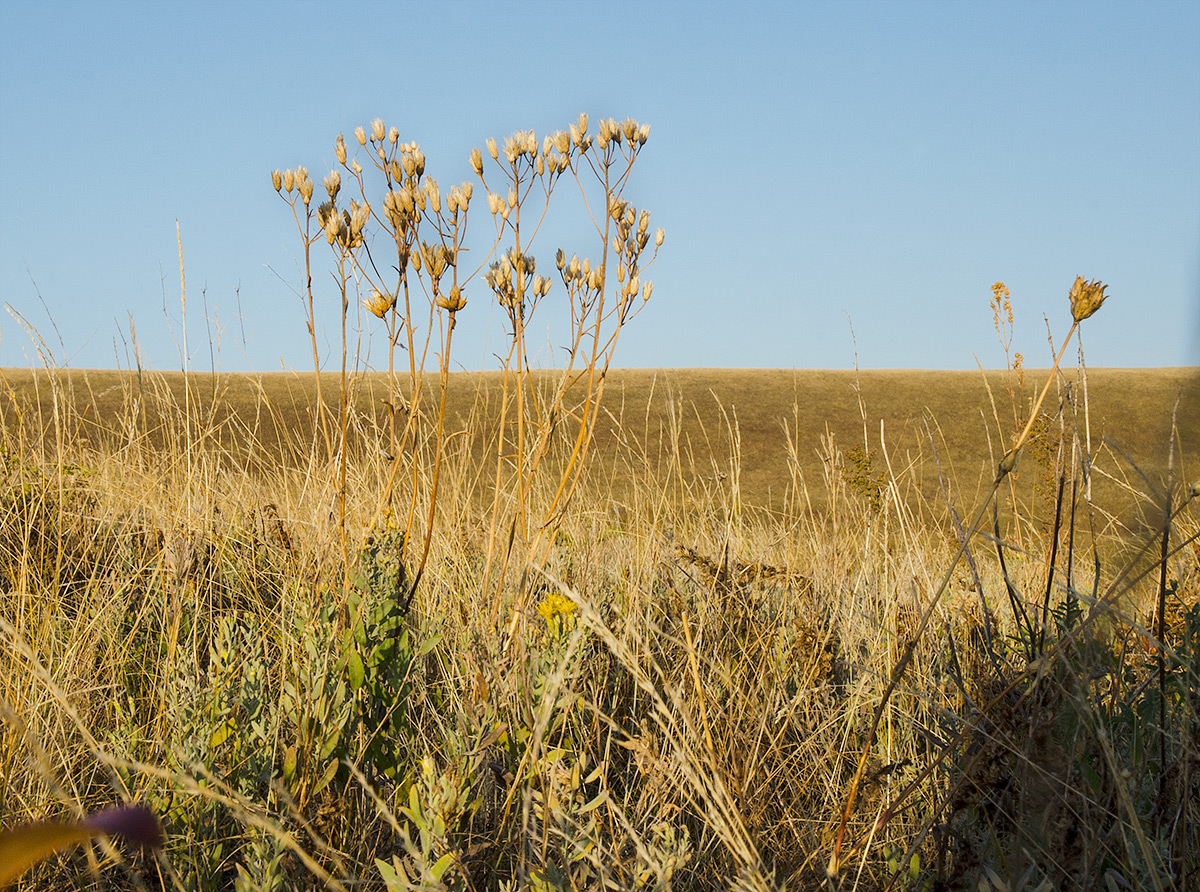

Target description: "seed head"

left=436, top=285, right=466, bottom=312
left=388, top=126, right=399, bottom=145
left=642, top=281, right=653, bottom=301
left=412, top=149, right=425, bottom=176
left=283, top=169, right=295, bottom=193
left=470, top=147, right=484, bottom=176
left=535, top=155, right=545, bottom=176
left=271, top=169, right=282, bottom=192
left=364, top=289, right=396, bottom=319
left=577, top=112, right=587, bottom=136
left=554, top=130, right=570, bottom=155
left=486, top=137, right=498, bottom=161
left=371, top=118, right=386, bottom=141
left=324, top=170, right=341, bottom=200
left=655, top=227, right=664, bottom=247
left=1068, top=276, right=1108, bottom=322
left=622, top=118, right=638, bottom=142
left=638, top=123, right=650, bottom=145
left=425, top=178, right=441, bottom=214
left=335, top=134, right=347, bottom=165
left=556, top=248, right=565, bottom=271
left=352, top=159, right=363, bottom=173
left=355, top=126, right=367, bottom=147
left=487, top=192, right=503, bottom=215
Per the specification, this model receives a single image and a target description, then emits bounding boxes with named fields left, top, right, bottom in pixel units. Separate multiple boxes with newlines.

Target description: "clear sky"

left=2, top=1, right=1197, bottom=373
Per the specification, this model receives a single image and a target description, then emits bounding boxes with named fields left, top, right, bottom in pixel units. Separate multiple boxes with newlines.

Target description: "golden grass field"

left=4, top=365, right=1196, bottom=514
left=1, top=360, right=1198, bottom=891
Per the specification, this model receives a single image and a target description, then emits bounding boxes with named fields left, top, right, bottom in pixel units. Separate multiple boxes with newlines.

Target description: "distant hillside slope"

left=2, top=367, right=1196, bottom=517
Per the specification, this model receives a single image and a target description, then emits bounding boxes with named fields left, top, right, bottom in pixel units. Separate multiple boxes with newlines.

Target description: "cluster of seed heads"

left=554, top=249, right=606, bottom=294
left=486, top=248, right=551, bottom=313
left=607, top=197, right=662, bottom=301
left=271, top=166, right=314, bottom=205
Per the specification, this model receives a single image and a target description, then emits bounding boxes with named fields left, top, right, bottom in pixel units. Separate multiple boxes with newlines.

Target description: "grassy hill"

left=3, top=365, right=1196, bottom=516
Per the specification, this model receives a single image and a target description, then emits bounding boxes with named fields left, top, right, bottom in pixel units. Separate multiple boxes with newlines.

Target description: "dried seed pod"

left=470, top=147, right=484, bottom=176
left=1068, top=276, right=1108, bottom=321
left=335, top=134, right=347, bottom=165
left=388, top=126, right=399, bottom=144
left=486, top=137, right=498, bottom=161
left=271, top=169, right=282, bottom=192
left=638, top=123, right=650, bottom=145
left=355, top=126, right=367, bottom=147
left=371, top=118, right=386, bottom=141
left=364, top=289, right=396, bottom=319
left=283, top=169, right=294, bottom=193
left=324, top=170, right=341, bottom=200
left=655, top=227, right=664, bottom=247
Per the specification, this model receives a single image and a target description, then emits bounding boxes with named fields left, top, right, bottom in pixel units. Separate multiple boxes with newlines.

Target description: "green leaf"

left=312, top=757, right=339, bottom=796
left=578, top=792, right=607, bottom=814
left=416, top=634, right=442, bottom=658
left=375, top=857, right=405, bottom=891
left=209, top=718, right=236, bottom=749
left=282, top=745, right=297, bottom=783
left=346, top=649, right=365, bottom=691
left=431, top=852, right=454, bottom=881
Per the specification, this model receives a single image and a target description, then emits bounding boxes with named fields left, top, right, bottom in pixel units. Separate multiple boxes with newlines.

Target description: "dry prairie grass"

left=1, top=360, right=1196, bottom=891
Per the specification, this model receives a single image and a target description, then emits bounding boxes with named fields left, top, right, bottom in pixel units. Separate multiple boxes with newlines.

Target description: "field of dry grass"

left=4, top=365, right=1195, bottom=514
left=1, top=361, right=1197, bottom=891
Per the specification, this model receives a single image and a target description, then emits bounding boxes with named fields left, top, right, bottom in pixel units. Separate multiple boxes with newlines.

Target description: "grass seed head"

left=1069, top=276, right=1108, bottom=321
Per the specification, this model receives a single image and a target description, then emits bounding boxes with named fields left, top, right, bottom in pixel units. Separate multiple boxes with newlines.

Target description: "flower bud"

left=271, top=169, right=282, bottom=192
left=371, top=118, right=386, bottom=141
left=471, top=147, right=484, bottom=176
left=335, top=134, right=347, bottom=165
left=355, top=126, right=367, bottom=146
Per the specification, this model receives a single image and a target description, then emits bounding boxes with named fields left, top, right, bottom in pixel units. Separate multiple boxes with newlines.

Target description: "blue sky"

left=1, top=0, right=1197, bottom=373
